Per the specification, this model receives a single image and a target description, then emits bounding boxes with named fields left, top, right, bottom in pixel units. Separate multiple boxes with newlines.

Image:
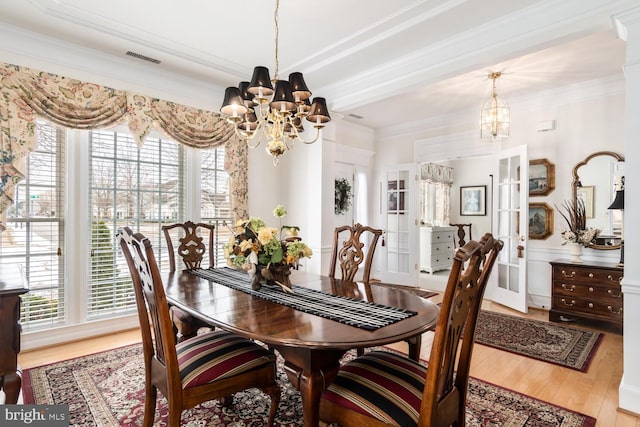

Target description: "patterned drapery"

left=420, top=162, right=454, bottom=184
left=0, top=62, right=248, bottom=229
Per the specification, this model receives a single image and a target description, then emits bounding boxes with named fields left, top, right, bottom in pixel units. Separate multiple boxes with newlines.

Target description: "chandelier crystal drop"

left=219, top=0, right=331, bottom=165
left=480, top=72, right=510, bottom=142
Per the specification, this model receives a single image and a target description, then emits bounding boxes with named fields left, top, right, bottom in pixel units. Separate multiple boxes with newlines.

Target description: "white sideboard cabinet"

left=420, top=226, right=456, bottom=274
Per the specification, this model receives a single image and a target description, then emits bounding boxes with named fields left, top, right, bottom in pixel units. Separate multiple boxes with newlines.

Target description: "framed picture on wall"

left=528, top=202, right=554, bottom=240
left=529, top=158, right=555, bottom=196
left=387, top=180, right=405, bottom=212
left=460, top=185, right=486, bottom=216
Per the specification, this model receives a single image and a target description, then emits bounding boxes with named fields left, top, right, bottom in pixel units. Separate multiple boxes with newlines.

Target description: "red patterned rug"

left=22, top=343, right=596, bottom=426
left=474, top=311, right=603, bottom=372
left=385, top=285, right=602, bottom=372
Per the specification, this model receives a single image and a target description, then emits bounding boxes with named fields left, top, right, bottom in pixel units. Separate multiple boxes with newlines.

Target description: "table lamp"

left=607, top=177, right=624, bottom=267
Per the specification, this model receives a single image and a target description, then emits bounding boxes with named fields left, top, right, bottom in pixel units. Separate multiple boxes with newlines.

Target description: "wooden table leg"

left=2, top=371, right=22, bottom=404
left=277, top=347, right=344, bottom=427
left=407, top=334, right=422, bottom=361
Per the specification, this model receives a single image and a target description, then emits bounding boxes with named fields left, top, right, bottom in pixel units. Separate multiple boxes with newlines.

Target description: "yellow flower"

left=239, top=240, right=254, bottom=252
left=258, top=227, right=276, bottom=245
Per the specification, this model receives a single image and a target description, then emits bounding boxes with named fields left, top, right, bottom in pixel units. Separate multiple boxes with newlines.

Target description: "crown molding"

left=377, top=74, right=625, bottom=140
left=325, top=0, right=635, bottom=112
left=0, top=21, right=225, bottom=110
left=28, top=0, right=248, bottom=78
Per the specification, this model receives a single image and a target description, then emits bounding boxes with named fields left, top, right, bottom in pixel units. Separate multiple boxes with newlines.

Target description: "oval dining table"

left=163, top=268, right=439, bottom=427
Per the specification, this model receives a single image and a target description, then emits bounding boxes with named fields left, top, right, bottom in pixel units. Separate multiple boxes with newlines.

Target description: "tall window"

left=2, top=123, right=230, bottom=332
left=87, top=130, right=185, bottom=319
left=200, top=149, right=233, bottom=267
left=0, top=120, right=65, bottom=331
left=419, top=163, right=453, bottom=227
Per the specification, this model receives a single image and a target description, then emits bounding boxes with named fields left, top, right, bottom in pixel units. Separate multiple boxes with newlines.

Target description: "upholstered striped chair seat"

left=321, top=350, right=427, bottom=426
left=176, top=330, right=275, bottom=389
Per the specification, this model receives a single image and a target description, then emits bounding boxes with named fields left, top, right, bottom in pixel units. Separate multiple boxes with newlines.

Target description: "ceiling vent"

left=125, top=51, right=161, bottom=64
left=347, top=113, right=363, bottom=119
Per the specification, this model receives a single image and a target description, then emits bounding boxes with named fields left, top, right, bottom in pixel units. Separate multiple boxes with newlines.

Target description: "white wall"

left=445, top=157, right=494, bottom=237
left=373, top=77, right=625, bottom=308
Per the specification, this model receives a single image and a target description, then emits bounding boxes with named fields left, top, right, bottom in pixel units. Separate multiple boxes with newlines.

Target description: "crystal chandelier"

left=219, top=0, right=331, bottom=165
left=480, top=72, right=510, bottom=142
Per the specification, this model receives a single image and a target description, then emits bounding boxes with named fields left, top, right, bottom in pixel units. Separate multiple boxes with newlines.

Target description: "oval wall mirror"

left=571, top=151, right=624, bottom=250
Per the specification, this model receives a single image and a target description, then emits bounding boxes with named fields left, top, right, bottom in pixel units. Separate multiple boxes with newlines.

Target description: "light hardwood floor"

left=17, top=300, right=640, bottom=427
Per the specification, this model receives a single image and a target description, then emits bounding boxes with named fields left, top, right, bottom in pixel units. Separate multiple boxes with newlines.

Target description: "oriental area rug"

left=473, top=311, right=603, bottom=372
left=22, top=343, right=596, bottom=427
left=383, top=284, right=602, bottom=372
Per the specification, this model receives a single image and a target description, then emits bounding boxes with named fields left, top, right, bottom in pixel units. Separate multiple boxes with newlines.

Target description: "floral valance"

left=0, top=62, right=248, bottom=229
left=421, top=163, right=454, bottom=185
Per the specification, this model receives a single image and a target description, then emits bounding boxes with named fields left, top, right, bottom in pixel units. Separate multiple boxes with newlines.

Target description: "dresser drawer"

left=552, top=295, right=623, bottom=320
left=552, top=265, right=622, bottom=285
left=431, top=242, right=453, bottom=255
left=430, top=231, right=454, bottom=244
left=552, top=280, right=623, bottom=302
left=431, top=253, right=453, bottom=268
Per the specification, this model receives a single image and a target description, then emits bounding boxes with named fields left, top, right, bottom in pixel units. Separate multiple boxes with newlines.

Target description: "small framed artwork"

left=529, top=158, right=555, bottom=197
left=387, top=180, right=405, bottom=212
left=528, top=202, right=554, bottom=240
left=576, top=186, right=594, bottom=219
left=460, top=185, right=486, bottom=216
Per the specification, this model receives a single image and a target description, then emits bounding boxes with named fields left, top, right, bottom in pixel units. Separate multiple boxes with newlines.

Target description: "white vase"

left=568, top=242, right=583, bottom=263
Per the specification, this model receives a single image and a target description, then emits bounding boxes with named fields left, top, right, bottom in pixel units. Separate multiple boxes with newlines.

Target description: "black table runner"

left=188, top=267, right=417, bottom=331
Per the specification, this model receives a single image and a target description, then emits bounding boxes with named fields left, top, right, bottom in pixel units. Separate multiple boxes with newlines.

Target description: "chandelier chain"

left=274, top=0, right=280, bottom=80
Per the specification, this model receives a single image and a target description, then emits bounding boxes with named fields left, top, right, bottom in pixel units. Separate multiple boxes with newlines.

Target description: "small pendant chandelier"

left=480, top=72, right=509, bottom=142
left=219, top=0, right=331, bottom=165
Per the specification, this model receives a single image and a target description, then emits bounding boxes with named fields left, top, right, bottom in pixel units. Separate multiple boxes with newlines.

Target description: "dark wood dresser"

left=549, top=260, right=623, bottom=333
left=0, top=264, right=29, bottom=404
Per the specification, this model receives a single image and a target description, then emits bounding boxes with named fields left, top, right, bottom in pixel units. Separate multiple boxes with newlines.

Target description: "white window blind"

left=0, top=119, right=66, bottom=331
left=200, top=149, right=233, bottom=268
left=88, top=130, right=185, bottom=319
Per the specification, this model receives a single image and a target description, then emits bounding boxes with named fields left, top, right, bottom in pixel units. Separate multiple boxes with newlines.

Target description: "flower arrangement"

left=557, top=199, right=600, bottom=247
left=224, top=204, right=313, bottom=272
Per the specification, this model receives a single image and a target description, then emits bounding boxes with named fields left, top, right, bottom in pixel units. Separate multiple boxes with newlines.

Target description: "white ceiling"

left=0, top=0, right=630, bottom=132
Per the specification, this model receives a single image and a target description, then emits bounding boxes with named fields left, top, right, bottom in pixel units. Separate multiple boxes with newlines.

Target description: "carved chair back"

left=450, top=223, right=472, bottom=248
left=329, top=223, right=382, bottom=284
left=162, top=221, right=215, bottom=272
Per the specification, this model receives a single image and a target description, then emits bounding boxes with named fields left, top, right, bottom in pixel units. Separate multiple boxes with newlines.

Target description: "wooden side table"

left=0, top=264, right=29, bottom=404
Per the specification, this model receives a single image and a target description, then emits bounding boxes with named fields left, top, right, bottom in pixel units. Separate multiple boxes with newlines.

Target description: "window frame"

left=18, top=125, right=229, bottom=350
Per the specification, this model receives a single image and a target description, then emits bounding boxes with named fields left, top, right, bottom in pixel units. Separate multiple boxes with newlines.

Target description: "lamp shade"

left=220, top=87, right=248, bottom=120
left=238, top=81, right=257, bottom=108
left=237, top=111, right=259, bottom=134
left=306, top=97, right=331, bottom=126
left=269, top=80, right=296, bottom=113
left=608, top=190, right=624, bottom=210
left=289, top=72, right=311, bottom=102
left=248, top=66, right=274, bottom=98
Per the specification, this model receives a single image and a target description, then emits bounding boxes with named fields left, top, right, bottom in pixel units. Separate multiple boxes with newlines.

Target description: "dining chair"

left=118, top=227, right=280, bottom=427
left=319, top=233, right=503, bottom=427
left=329, top=223, right=422, bottom=359
left=329, top=223, right=382, bottom=284
left=449, top=223, right=472, bottom=248
left=162, top=221, right=215, bottom=342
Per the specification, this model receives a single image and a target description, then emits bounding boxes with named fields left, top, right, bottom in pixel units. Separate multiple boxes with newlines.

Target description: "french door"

left=489, top=145, right=528, bottom=313
left=377, top=164, right=419, bottom=286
